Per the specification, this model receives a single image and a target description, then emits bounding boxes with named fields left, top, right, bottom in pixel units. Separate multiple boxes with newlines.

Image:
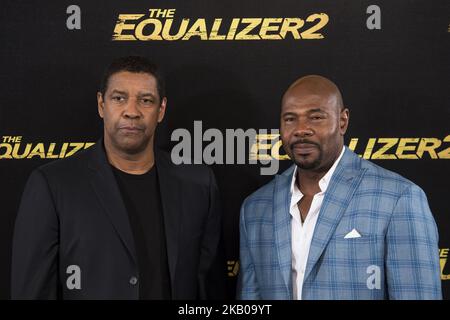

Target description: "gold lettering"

left=162, top=18, right=189, bottom=40
left=260, top=18, right=282, bottom=40
left=182, top=19, right=208, bottom=40
left=396, top=138, right=419, bottom=159
left=112, top=14, right=144, bottom=40
left=235, top=18, right=261, bottom=40
left=280, top=18, right=304, bottom=39
left=135, top=19, right=163, bottom=40
left=372, top=138, right=398, bottom=160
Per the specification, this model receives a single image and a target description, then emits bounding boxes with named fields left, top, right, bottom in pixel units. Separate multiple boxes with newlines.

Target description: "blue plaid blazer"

left=237, top=147, right=442, bottom=300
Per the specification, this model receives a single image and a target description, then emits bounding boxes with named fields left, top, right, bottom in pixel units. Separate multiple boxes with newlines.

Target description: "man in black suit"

left=11, top=56, right=226, bottom=299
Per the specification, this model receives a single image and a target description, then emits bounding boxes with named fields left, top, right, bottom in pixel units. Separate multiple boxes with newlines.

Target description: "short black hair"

left=99, top=56, right=165, bottom=101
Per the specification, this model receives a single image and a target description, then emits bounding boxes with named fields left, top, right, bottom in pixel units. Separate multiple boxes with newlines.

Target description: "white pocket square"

left=344, top=228, right=361, bottom=239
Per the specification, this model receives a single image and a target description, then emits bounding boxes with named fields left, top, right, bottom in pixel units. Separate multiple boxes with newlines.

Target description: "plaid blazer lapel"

left=304, top=148, right=367, bottom=283
left=273, top=165, right=295, bottom=299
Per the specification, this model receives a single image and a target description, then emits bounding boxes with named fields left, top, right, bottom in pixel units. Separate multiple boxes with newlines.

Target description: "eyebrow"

left=137, top=92, right=157, bottom=98
left=109, top=90, right=157, bottom=99
left=282, top=108, right=327, bottom=116
left=307, top=108, right=327, bottom=114
left=110, top=89, right=127, bottom=95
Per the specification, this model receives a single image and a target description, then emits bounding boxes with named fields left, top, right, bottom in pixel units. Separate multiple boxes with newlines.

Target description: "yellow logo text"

left=250, top=135, right=450, bottom=160
left=0, top=136, right=94, bottom=159
left=112, top=8, right=329, bottom=41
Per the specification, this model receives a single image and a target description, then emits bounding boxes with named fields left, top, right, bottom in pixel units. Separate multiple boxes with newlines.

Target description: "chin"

left=293, top=155, right=322, bottom=170
left=117, top=137, right=149, bottom=155
left=296, top=162, right=320, bottom=170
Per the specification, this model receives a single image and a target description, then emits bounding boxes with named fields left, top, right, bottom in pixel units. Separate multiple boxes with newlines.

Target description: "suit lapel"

left=88, top=141, right=181, bottom=296
left=155, top=150, right=182, bottom=293
left=303, top=148, right=366, bottom=283
left=88, top=141, right=137, bottom=264
left=273, top=165, right=295, bottom=299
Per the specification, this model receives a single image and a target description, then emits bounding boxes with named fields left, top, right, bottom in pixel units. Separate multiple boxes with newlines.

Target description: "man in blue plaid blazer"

left=237, top=75, right=442, bottom=300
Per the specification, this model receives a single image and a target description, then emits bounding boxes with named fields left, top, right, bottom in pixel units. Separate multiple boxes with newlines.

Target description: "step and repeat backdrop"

left=0, top=0, right=449, bottom=299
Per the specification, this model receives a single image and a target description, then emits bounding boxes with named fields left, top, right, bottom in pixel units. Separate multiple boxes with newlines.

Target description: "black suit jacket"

left=11, top=140, right=226, bottom=299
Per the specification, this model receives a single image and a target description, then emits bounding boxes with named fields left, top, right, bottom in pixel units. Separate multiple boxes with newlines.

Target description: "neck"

left=296, top=169, right=326, bottom=196
left=104, top=137, right=155, bottom=175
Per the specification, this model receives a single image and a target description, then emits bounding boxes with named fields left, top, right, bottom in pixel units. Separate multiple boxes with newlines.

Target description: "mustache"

left=289, top=139, right=320, bottom=150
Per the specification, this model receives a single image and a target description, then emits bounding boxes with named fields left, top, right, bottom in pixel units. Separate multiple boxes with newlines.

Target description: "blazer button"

left=129, top=276, right=138, bottom=285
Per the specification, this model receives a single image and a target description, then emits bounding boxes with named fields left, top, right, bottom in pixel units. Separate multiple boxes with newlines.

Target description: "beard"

left=289, top=140, right=323, bottom=170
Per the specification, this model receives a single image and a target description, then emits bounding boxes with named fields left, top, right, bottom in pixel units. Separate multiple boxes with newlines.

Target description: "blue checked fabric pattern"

left=237, top=147, right=442, bottom=300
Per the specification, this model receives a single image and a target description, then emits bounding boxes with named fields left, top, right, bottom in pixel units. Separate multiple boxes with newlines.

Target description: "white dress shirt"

left=290, top=146, right=345, bottom=300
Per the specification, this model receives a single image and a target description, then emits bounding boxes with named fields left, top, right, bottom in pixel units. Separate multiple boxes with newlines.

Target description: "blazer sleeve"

left=11, top=169, right=60, bottom=299
left=385, top=184, right=442, bottom=300
left=236, top=199, right=261, bottom=300
left=197, top=168, right=227, bottom=299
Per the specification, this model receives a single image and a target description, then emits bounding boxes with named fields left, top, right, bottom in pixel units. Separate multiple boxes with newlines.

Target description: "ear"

left=157, top=97, right=167, bottom=123
left=339, top=108, right=349, bottom=135
left=97, top=92, right=104, bottom=118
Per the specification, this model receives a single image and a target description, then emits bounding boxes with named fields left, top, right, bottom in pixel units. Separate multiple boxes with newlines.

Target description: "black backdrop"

left=0, top=0, right=449, bottom=299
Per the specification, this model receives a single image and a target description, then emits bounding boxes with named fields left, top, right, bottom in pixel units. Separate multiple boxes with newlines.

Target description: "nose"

left=293, top=118, right=313, bottom=138
left=123, top=98, right=141, bottom=119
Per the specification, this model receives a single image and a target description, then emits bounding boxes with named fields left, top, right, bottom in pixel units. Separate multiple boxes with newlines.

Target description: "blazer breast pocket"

left=329, top=234, right=384, bottom=263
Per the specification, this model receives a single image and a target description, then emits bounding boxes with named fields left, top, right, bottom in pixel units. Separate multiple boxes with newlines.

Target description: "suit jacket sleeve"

left=236, top=199, right=261, bottom=300
left=197, top=168, right=227, bottom=299
left=11, top=169, right=60, bottom=299
left=385, top=184, right=442, bottom=299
